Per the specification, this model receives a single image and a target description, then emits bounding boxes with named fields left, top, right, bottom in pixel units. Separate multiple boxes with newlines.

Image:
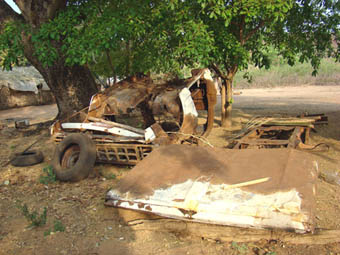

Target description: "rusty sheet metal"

left=152, top=89, right=182, bottom=119
left=96, top=143, right=153, bottom=165
left=105, top=87, right=149, bottom=115
left=106, top=145, right=317, bottom=233
left=104, top=77, right=154, bottom=115
left=230, top=124, right=325, bottom=151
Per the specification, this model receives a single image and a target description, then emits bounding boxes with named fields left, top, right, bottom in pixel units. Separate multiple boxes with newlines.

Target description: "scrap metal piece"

left=189, top=69, right=217, bottom=138
left=51, top=69, right=217, bottom=165
left=230, top=118, right=325, bottom=150
left=96, top=143, right=153, bottom=165
left=61, top=122, right=145, bottom=139
left=105, top=145, right=317, bottom=233
left=15, top=119, right=30, bottom=128
left=299, top=113, right=328, bottom=125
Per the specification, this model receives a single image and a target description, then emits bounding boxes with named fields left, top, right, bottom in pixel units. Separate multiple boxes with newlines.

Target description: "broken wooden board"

left=126, top=218, right=340, bottom=245
left=264, top=117, right=316, bottom=127
left=232, top=125, right=310, bottom=150
left=105, top=145, right=318, bottom=233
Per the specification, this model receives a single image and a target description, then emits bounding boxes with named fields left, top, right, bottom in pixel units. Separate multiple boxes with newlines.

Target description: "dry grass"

left=234, top=58, right=340, bottom=89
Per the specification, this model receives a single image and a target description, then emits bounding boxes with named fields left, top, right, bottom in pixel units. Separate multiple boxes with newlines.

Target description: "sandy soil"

left=0, top=104, right=57, bottom=127
left=0, top=85, right=340, bottom=255
left=233, top=85, right=340, bottom=115
left=1, top=85, right=339, bottom=125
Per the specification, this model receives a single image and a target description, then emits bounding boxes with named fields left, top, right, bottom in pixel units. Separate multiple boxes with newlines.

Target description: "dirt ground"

left=0, top=85, right=340, bottom=255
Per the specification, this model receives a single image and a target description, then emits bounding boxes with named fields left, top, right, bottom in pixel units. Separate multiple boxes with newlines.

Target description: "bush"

left=17, top=203, right=47, bottom=228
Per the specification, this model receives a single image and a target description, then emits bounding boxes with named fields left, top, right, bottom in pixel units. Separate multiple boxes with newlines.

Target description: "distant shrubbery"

left=234, top=58, right=340, bottom=89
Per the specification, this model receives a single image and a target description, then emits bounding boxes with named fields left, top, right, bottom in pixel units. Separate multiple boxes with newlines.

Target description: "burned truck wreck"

left=50, top=68, right=321, bottom=234
left=50, top=69, right=217, bottom=181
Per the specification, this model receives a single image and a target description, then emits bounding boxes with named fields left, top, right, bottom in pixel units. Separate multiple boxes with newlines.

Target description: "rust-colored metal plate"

left=106, top=145, right=317, bottom=233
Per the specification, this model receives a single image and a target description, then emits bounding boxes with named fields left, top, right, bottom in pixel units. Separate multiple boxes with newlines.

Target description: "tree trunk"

left=212, top=64, right=237, bottom=128
left=1, top=1, right=98, bottom=120
left=22, top=39, right=98, bottom=119
left=221, top=72, right=236, bottom=128
left=39, top=65, right=98, bottom=119
left=220, top=81, right=227, bottom=126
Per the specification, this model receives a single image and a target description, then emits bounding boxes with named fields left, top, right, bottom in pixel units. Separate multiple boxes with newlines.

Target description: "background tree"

left=1, top=0, right=338, bottom=124
left=191, top=0, right=339, bottom=127
left=87, top=0, right=339, bottom=128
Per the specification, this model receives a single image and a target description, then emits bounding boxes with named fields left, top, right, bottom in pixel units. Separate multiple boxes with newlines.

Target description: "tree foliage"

left=272, top=0, right=340, bottom=75
left=60, top=0, right=214, bottom=77
left=193, top=0, right=339, bottom=78
left=1, top=0, right=338, bottom=77
left=0, top=0, right=338, bottom=120
left=0, top=1, right=99, bottom=119
left=1, top=0, right=213, bottom=77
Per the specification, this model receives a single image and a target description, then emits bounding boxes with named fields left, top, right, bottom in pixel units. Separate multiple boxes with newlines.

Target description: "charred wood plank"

left=238, top=139, right=290, bottom=146
left=128, top=218, right=340, bottom=245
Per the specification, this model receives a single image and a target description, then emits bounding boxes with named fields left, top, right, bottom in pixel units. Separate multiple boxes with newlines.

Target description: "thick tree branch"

left=106, top=50, right=116, bottom=80
left=244, top=19, right=267, bottom=43
left=209, top=63, right=229, bottom=81
left=0, top=1, right=24, bottom=25
left=239, top=15, right=246, bottom=45
left=14, top=0, right=67, bottom=27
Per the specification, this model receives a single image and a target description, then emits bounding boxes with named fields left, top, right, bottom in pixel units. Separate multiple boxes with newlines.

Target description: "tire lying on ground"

left=51, top=133, right=96, bottom=182
left=11, top=150, right=44, bottom=167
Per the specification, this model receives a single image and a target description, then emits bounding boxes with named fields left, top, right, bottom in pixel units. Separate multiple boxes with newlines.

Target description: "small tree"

left=85, top=0, right=339, bottom=128
left=197, top=0, right=339, bottom=127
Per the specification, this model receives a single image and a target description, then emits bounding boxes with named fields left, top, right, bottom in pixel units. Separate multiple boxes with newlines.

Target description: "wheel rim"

left=61, top=145, right=80, bottom=169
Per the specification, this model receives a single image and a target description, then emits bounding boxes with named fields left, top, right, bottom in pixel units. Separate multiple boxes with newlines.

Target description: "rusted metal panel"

left=96, top=143, right=153, bottom=165
left=51, top=69, right=218, bottom=165
left=100, top=76, right=154, bottom=115
left=188, top=69, right=217, bottom=137
left=230, top=123, right=321, bottom=150
left=152, top=89, right=182, bottom=118
left=105, top=145, right=317, bottom=233
left=105, top=87, right=149, bottom=115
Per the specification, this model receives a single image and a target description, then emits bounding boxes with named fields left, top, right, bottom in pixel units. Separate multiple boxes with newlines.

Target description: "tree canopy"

left=0, top=0, right=338, bottom=120
left=1, top=0, right=338, bottom=76
left=195, top=0, right=339, bottom=126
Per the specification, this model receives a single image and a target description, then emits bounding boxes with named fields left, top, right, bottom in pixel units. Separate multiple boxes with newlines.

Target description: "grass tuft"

left=39, top=165, right=56, bottom=185
left=17, top=203, right=47, bottom=228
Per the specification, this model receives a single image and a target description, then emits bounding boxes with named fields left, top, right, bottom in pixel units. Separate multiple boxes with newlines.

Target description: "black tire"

left=51, top=133, right=96, bottom=182
left=11, top=150, right=44, bottom=167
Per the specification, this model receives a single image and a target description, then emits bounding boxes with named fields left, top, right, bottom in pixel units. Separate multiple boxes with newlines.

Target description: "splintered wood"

left=231, top=114, right=328, bottom=150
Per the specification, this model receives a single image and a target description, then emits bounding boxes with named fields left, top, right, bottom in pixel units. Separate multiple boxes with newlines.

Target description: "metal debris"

left=51, top=69, right=217, bottom=166
left=105, top=145, right=318, bottom=233
left=15, top=119, right=30, bottom=129
left=229, top=114, right=328, bottom=150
